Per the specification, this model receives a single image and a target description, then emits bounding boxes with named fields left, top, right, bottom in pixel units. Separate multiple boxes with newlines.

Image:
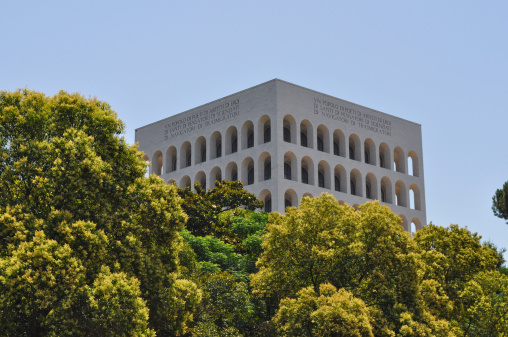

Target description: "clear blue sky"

left=2, top=1, right=507, bottom=249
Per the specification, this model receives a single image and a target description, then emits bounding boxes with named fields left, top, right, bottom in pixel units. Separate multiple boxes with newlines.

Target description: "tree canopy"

left=493, top=181, right=508, bottom=224
left=0, top=89, right=200, bottom=336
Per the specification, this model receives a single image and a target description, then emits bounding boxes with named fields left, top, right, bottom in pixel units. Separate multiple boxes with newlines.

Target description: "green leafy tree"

left=0, top=89, right=200, bottom=336
left=458, top=271, right=508, bottom=336
left=178, top=180, right=263, bottom=240
left=413, top=223, right=499, bottom=321
left=273, top=283, right=373, bottom=337
left=493, top=181, right=508, bottom=224
left=252, top=194, right=453, bottom=336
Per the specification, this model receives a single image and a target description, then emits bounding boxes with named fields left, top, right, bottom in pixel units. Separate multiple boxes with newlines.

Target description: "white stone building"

left=135, top=79, right=426, bottom=232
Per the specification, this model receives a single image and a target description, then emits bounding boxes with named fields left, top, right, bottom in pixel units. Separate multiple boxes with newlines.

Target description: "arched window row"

left=149, top=116, right=272, bottom=175
left=281, top=115, right=420, bottom=177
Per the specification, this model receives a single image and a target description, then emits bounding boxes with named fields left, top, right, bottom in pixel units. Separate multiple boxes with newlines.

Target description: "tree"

left=493, top=181, right=508, bottom=224
left=178, top=180, right=263, bottom=240
left=251, top=194, right=453, bottom=336
left=0, top=89, right=200, bottom=336
left=273, top=283, right=373, bottom=337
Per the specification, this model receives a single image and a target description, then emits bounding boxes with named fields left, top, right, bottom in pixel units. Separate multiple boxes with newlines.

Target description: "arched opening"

left=241, top=120, right=255, bottom=150
left=365, top=173, right=378, bottom=200
left=195, top=136, right=207, bottom=164
left=225, top=126, right=238, bottom=155
left=350, top=169, right=362, bottom=196
left=195, top=171, right=207, bottom=190
left=348, top=134, right=361, bottom=161
left=301, top=156, right=314, bottom=185
left=180, top=141, right=192, bottom=169
left=380, top=177, right=393, bottom=204
left=318, top=161, right=331, bottom=189
left=168, top=179, right=176, bottom=185
left=283, top=115, right=297, bottom=144
left=409, top=184, right=421, bottom=210
left=333, top=129, right=346, bottom=157
left=379, top=142, right=391, bottom=169
left=395, top=180, right=407, bottom=207
left=407, top=151, right=419, bottom=177
left=180, top=175, right=191, bottom=189
left=152, top=150, right=163, bottom=176
left=300, top=120, right=314, bottom=148
left=284, top=189, right=298, bottom=210
left=210, top=131, right=222, bottom=159
left=258, top=115, right=271, bottom=144
left=334, top=165, right=346, bottom=193
left=399, top=214, right=409, bottom=231
left=411, top=218, right=422, bottom=233
left=303, top=192, right=313, bottom=198
left=225, top=162, right=238, bottom=182
left=241, top=157, right=255, bottom=186
left=316, top=125, right=330, bottom=153
left=259, top=189, right=272, bottom=212
left=394, top=147, right=406, bottom=173
left=142, top=154, right=149, bottom=177
left=258, top=152, right=272, bottom=181
left=283, top=151, right=297, bottom=181
left=364, top=138, right=376, bottom=165
left=165, top=146, right=177, bottom=174
left=209, top=166, right=222, bottom=187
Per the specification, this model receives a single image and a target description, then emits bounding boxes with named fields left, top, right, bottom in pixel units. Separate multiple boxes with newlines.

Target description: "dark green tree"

left=178, top=180, right=263, bottom=241
left=493, top=181, right=508, bottom=224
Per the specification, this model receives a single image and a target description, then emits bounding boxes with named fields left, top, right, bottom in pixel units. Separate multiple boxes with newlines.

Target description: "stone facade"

left=135, top=79, right=426, bottom=232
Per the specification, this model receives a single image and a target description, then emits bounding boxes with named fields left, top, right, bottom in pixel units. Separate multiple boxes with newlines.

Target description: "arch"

left=225, top=126, right=238, bottom=154
left=142, top=154, right=149, bottom=177
left=209, top=166, right=222, bottom=187
left=399, top=214, right=409, bottom=231
left=318, top=160, right=331, bottom=189
left=258, top=152, right=272, bottom=181
left=303, top=192, right=313, bottom=198
left=283, top=151, right=297, bottom=181
left=334, top=164, right=346, bottom=193
left=380, top=176, right=393, bottom=204
left=258, top=115, right=271, bottom=144
left=394, top=147, right=406, bottom=173
left=364, top=138, right=376, bottom=165
left=180, top=141, right=192, bottom=169
left=333, top=129, right=346, bottom=157
left=259, top=189, right=272, bottom=212
left=284, top=189, right=298, bottom=210
left=195, top=171, right=207, bottom=190
left=241, top=120, right=255, bottom=150
left=395, top=180, right=407, bottom=207
left=411, top=217, right=422, bottom=232
left=241, top=157, right=255, bottom=185
left=316, top=124, right=330, bottom=153
left=365, top=173, right=378, bottom=200
left=407, top=151, right=419, bottom=177
left=348, top=134, right=361, bottom=161
left=379, top=142, right=391, bottom=169
left=168, top=179, right=176, bottom=185
left=210, top=131, right=222, bottom=159
left=165, top=146, right=177, bottom=174
left=350, top=168, right=363, bottom=196
left=409, top=184, right=421, bottom=210
left=300, top=120, right=314, bottom=148
left=283, top=115, right=297, bottom=144
left=195, top=136, right=207, bottom=164
left=301, top=156, right=315, bottom=185
left=152, top=150, right=163, bottom=176
left=179, top=175, right=191, bottom=189
left=225, top=162, right=238, bottom=181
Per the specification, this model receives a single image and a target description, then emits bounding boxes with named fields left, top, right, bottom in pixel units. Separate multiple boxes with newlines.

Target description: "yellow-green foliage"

left=0, top=89, right=200, bottom=336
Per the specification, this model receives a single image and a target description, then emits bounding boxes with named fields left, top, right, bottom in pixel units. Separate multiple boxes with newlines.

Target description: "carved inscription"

left=314, top=98, right=392, bottom=136
left=164, top=99, right=240, bottom=140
